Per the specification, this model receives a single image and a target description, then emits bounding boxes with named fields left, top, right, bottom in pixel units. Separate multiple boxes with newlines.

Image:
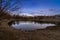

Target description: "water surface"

left=11, top=21, right=55, bottom=30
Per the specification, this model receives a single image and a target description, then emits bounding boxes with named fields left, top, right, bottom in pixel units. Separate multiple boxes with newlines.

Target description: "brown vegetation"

left=0, top=23, right=60, bottom=40
left=0, top=0, right=60, bottom=40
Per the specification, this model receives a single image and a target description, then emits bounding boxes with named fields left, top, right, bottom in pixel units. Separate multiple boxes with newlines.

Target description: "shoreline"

left=0, top=19, right=60, bottom=40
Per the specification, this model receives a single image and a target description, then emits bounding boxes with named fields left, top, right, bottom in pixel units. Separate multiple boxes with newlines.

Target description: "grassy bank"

left=0, top=26, right=60, bottom=40
left=0, top=20, right=60, bottom=40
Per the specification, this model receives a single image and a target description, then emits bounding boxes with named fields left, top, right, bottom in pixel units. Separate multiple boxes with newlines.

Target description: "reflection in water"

left=11, top=21, right=55, bottom=30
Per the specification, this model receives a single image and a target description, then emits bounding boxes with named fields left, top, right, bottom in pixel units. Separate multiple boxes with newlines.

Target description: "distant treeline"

left=0, top=13, right=56, bottom=20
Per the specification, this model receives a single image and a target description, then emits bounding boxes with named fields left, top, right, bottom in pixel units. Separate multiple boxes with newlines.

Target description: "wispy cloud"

left=10, top=0, right=60, bottom=16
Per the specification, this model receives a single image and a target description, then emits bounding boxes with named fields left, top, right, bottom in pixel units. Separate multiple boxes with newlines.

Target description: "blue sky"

left=10, top=0, right=60, bottom=16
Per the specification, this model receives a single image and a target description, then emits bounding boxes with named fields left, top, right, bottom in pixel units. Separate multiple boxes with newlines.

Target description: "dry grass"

left=0, top=20, right=60, bottom=40
left=0, top=26, right=60, bottom=40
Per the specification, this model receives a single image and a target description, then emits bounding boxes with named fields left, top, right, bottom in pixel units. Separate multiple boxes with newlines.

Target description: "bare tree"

left=0, top=0, right=21, bottom=16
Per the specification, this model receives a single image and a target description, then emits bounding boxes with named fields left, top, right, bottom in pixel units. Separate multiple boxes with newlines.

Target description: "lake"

left=10, top=21, right=55, bottom=31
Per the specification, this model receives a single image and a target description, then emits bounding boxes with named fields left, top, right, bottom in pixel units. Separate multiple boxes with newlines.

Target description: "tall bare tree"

left=0, top=0, right=21, bottom=16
